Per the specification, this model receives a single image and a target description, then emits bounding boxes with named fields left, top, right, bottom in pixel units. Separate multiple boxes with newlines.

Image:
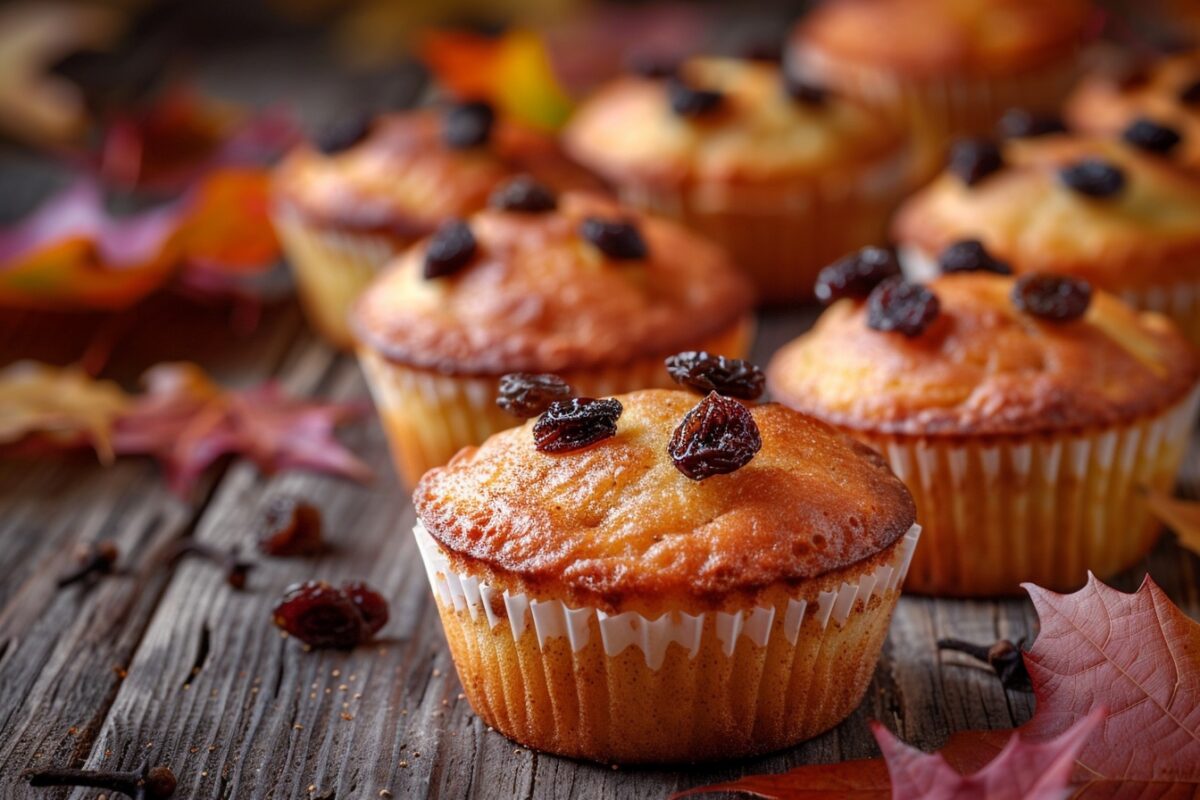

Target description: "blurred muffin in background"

left=789, top=0, right=1094, bottom=171
left=1065, top=52, right=1200, bottom=173
left=893, top=133, right=1200, bottom=344
left=768, top=267, right=1199, bottom=595
left=352, top=189, right=755, bottom=487
left=272, top=102, right=602, bottom=347
left=563, top=57, right=914, bottom=303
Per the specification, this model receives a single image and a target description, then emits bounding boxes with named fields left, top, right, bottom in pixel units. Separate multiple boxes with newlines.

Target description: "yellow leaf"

left=1145, top=489, right=1200, bottom=557
left=0, top=361, right=130, bottom=462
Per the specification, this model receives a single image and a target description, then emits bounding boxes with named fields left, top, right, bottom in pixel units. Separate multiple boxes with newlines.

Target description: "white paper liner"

left=412, top=520, right=920, bottom=670
left=616, top=145, right=914, bottom=301
left=900, top=245, right=1200, bottom=346
left=865, top=386, right=1199, bottom=593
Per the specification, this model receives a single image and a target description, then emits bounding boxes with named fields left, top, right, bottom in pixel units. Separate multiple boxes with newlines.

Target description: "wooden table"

left=1, top=37, right=1198, bottom=800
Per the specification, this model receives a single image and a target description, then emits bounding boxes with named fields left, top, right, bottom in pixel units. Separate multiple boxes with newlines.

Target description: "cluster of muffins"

left=267, top=4, right=1200, bottom=766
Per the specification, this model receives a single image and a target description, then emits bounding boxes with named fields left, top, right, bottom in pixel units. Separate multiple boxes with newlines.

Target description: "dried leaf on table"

left=0, top=361, right=130, bottom=462
left=675, top=574, right=1200, bottom=799
left=1145, top=488, right=1200, bottom=557
left=112, top=363, right=371, bottom=496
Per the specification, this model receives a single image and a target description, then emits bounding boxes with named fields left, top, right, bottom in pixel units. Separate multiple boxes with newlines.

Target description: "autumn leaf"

left=676, top=575, right=1200, bottom=799
left=111, top=363, right=371, bottom=496
left=420, top=28, right=574, bottom=131
left=0, top=361, right=130, bottom=462
left=1145, top=489, right=1200, bottom=559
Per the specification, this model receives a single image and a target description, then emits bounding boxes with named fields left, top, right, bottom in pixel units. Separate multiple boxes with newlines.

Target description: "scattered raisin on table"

left=424, top=219, right=477, bottom=279
left=666, top=77, right=724, bottom=117
left=273, top=580, right=388, bottom=649
left=314, top=115, right=371, bottom=155
left=442, top=100, right=495, bottom=149
left=496, top=373, right=573, bottom=418
left=948, top=138, right=1004, bottom=186
left=1179, top=79, right=1200, bottom=105
left=1122, top=117, right=1182, bottom=154
left=489, top=176, right=557, bottom=213
left=665, top=352, right=765, bottom=400
left=783, top=73, right=828, bottom=106
left=867, top=277, right=940, bottom=337
left=814, top=246, right=901, bottom=304
left=1011, top=273, right=1092, bottom=322
left=996, top=108, right=1065, bottom=139
left=668, top=392, right=762, bottom=480
left=938, top=239, right=1012, bottom=275
left=258, top=495, right=325, bottom=557
left=533, top=398, right=623, bottom=453
left=1058, top=159, right=1126, bottom=198
left=579, top=217, right=648, bottom=260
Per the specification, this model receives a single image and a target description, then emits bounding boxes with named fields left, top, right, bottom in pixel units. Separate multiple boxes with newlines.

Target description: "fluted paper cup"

left=357, top=317, right=755, bottom=488
left=412, top=520, right=920, bottom=764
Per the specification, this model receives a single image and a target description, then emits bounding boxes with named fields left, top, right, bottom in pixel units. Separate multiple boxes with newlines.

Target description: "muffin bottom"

left=856, top=390, right=1198, bottom=596
left=358, top=316, right=754, bottom=488
left=273, top=209, right=414, bottom=349
left=415, top=522, right=920, bottom=764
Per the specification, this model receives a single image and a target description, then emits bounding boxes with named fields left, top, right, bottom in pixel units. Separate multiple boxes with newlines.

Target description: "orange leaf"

left=176, top=167, right=280, bottom=274
left=1145, top=489, right=1200, bottom=558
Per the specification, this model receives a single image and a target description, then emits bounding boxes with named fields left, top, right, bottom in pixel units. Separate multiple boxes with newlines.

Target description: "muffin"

left=790, top=0, right=1093, bottom=164
left=272, top=102, right=602, bottom=347
left=1065, top=52, right=1200, bottom=173
left=352, top=189, right=755, bottom=488
left=562, top=57, right=914, bottom=302
left=893, top=134, right=1200, bottom=345
left=412, top=386, right=920, bottom=763
left=768, top=267, right=1200, bottom=596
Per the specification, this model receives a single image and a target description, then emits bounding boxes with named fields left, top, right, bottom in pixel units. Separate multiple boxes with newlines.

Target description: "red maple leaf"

left=111, top=363, right=371, bottom=496
left=675, top=575, right=1200, bottom=799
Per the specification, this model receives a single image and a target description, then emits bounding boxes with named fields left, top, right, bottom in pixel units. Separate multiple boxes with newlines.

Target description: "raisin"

left=665, top=351, right=765, bottom=400
left=783, top=73, right=828, bottom=106
left=626, top=52, right=678, bottom=79
left=938, top=239, right=1012, bottom=275
left=424, top=219, right=477, bottom=278
left=273, top=581, right=366, bottom=649
left=579, top=217, right=648, bottom=260
left=313, top=115, right=371, bottom=155
left=533, top=397, right=622, bottom=453
left=668, top=392, right=762, bottom=480
left=488, top=175, right=557, bottom=213
left=666, top=77, right=724, bottom=117
left=1058, top=159, right=1126, bottom=198
left=496, top=372, right=572, bottom=418
left=948, top=138, right=1004, bottom=186
left=814, top=246, right=901, bottom=304
left=258, top=495, right=325, bottom=557
left=866, top=277, right=940, bottom=337
left=996, top=108, right=1065, bottom=139
left=442, top=100, right=495, bottom=149
left=1122, top=117, right=1182, bottom=154
left=343, top=581, right=389, bottom=637
left=1180, top=78, right=1200, bottom=105
left=1011, top=273, right=1092, bottom=322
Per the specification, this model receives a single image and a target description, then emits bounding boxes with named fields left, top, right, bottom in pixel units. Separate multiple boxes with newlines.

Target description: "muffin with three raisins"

left=563, top=57, right=914, bottom=302
left=768, top=260, right=1199, bottom=596
left=272, top=102, right=603, bottom=347
left=1065, top=52, right=1200, bottom=174
left=789, top=0, right=1092, bottom=175
left=352, top=188, right=755, bottom=487
left=893, top=133, right=1200, bottom=345
left=413, top=379, right=920, bottom=763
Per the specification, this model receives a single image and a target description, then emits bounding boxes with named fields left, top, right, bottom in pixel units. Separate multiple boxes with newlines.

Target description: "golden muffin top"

left=892, top=135, right=1200, bottom=288
left=352, top=191, right=754, bottom=375
left=272, top=107, right=601, bottom=235
left=414, top=388, right=916, bottom=612
left=768, top=272, right=1199, bottom=437
left=793, top=0, right=1092, bottom=77
left=562, top=58, right=907, bottom=187
left=1065, top=54, right=1200, bottom=173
